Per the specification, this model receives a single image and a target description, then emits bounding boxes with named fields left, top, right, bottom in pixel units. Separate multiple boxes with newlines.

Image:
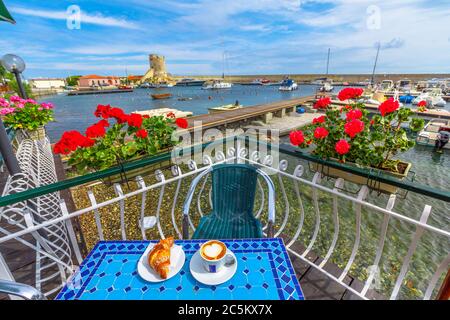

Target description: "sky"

left=0, top=0, right=449, bottom=79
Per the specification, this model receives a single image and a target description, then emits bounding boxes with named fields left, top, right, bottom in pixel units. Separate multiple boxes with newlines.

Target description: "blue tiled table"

left=56, top=238, right=303, bottom=300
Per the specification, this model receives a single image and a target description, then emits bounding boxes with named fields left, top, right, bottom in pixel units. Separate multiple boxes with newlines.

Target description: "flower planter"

left=25, top=127, right=46, bottom=141
left=310, top=160, right=412, bottom=194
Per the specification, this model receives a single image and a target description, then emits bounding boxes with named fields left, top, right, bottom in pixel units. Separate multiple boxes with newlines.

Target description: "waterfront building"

left=77, top=74, right=121, bottom=88
left=126, top=75, right=144, bottom=84
left=29, top=78, right=66, bottom=90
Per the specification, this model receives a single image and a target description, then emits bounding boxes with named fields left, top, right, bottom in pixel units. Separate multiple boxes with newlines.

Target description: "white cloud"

left=11, top=6, right=140, bottom=30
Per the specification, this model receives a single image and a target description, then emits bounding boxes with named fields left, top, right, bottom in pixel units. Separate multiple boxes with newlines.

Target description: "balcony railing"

left=0, top=134, right=448, bottom=300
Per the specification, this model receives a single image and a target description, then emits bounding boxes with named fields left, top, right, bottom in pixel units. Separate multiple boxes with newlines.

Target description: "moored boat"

left=279, top=78, right=298, bottom=91
left=133, top=108, right=192, bottom=118
left=318, top=81, right=333, bottom=92
left=177, top=97, right=193, bottom=101
left=208, top=103, right=243, bottom=113
left=202, top=80, right=232, bottom=90
left=416, top=119, right=450, bottom=149
left=396, top=79, right=413, bottom=92
left=158, top=82, right=174, bottom=88
left=175, top=78, right=206, bottom=86
left=412, top=88, right=446, bottom=107
left=151, top=93, right=172, bottom=100
left=378, top=80, right=394, bottom=93
left=251, top=78, right=271, bottom=85
left=399, top=93, right=414, bottom=104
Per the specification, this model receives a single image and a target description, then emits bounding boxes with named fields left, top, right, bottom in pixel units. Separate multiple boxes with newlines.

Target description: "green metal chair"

left=182, top=163, right=275, bottom=239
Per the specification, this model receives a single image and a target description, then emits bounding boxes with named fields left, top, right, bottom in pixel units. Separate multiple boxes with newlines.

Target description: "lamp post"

left=0, top=54, right=25, bottom=175
left=1, top=54, right=27, bottom=98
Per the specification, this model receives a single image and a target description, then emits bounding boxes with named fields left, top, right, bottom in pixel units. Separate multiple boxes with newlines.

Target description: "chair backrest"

left=210, top=164, right=259, bottom=221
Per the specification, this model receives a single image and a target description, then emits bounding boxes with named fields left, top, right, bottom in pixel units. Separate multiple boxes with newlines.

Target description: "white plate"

left=189, top=249, right=237, bottom=286
left=137, top=243, right=185, bottom=282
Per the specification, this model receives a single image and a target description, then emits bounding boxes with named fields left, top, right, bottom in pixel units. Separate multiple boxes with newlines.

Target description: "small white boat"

left=139, top=82, right=151, bottom=88
left=378, top=80, right=394, bottom=93
left=416, top=119, right=450, bottom=149
left=311, top=77, right=327, bottom=85
left=208, top=103, right=243, bottom=113
left=319, top=81, right=333, bottom=92
left=202, top=80, right=232, bottom=90
left=279, top=79, right=298, bottom=91
left=396, top=79, right=413, bottom=92
left=359, top=92, right=385, bottom=106
left=158, top=82, right=174, bottom=88
left=133, top=108, right=192, bottom=118
left=251, top=78, right=270, bottom=85
left=412, top=88, right=446, bottom=108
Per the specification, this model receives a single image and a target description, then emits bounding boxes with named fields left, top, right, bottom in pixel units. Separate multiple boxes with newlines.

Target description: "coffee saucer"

left=189, top=249, right=237, bottom=286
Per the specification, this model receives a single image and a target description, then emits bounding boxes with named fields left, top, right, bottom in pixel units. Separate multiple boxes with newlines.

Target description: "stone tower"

left=142, top=54, right=170, bottom=83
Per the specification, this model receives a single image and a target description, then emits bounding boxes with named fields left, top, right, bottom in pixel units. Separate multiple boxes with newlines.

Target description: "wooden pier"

left=185, top=96, right=312, bottom=131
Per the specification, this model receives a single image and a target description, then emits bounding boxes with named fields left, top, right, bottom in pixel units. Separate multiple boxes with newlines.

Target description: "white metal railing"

left=0, top=135, right=73, bottom=297
left=0, top=142, right=448, bottom=300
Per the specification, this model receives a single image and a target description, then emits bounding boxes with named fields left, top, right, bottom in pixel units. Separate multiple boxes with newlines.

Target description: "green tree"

left=0, top=65, right=33, bottom=98
left=66, top=75, right=81, bottom=86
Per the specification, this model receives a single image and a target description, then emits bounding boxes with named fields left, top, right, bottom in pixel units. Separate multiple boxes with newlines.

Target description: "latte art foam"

left=200, top=241, right=226, bottom=260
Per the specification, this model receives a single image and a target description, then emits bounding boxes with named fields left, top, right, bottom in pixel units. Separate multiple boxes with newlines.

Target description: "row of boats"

left=141, top=77, right=301, bottom=91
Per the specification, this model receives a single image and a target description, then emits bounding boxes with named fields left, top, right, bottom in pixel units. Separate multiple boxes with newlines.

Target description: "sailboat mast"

left=371, top=43, right=380, bottom=86
left=222, top=51, right=225, bottom=79
left=326, top=48, right=330, bottom=76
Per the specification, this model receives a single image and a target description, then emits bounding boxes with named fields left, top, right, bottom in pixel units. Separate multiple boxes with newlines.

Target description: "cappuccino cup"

left=199, top=240, right=234, bottom=273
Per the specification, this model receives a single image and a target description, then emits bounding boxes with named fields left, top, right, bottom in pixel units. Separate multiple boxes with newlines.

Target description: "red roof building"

left=78, top=75, right=121, bottom=87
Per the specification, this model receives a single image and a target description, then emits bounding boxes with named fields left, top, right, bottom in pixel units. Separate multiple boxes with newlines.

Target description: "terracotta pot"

left=310, top=160, right=412, bottom=194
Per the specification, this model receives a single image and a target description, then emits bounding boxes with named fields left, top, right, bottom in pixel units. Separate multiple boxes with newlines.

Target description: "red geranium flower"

left=337, top=88, right=364, bottom=101
left=346, top=109, right=363, bottom=121
left=94, top=104, right=112, bottom=118
left=53, top=131, right=94, bottom=155
left=86, top=123, right=106, bottom=138
left=335, top=139, right=350, bottom=155
left=136, top=129, right=148, bottom=138
left=340, top=105, right=353, bottom=113
left=109, top=107, right=128, bottom=123
left=417, top=100, right=427, bottom=107
left=378, top=98, right=399, bottom=116
left=175, top=118, right=188, bottom=129
left=314, top=127, right=329, bottom=139
left=370, top=119, right=375, bottom=126
left=344, top=119, right=365, bottom=138
left=312, top=115, right=326, bottom=124
left=127, top=113, right=143, bottom=128
left=314, top=97, right=331, bottom=109
left=289, top=130, right=304, bottom=146
left=97, top=119, right=110, bottom=127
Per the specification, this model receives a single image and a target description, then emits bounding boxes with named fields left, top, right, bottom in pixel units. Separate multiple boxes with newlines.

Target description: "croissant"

left=148, top=237, right=174, bottom=279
